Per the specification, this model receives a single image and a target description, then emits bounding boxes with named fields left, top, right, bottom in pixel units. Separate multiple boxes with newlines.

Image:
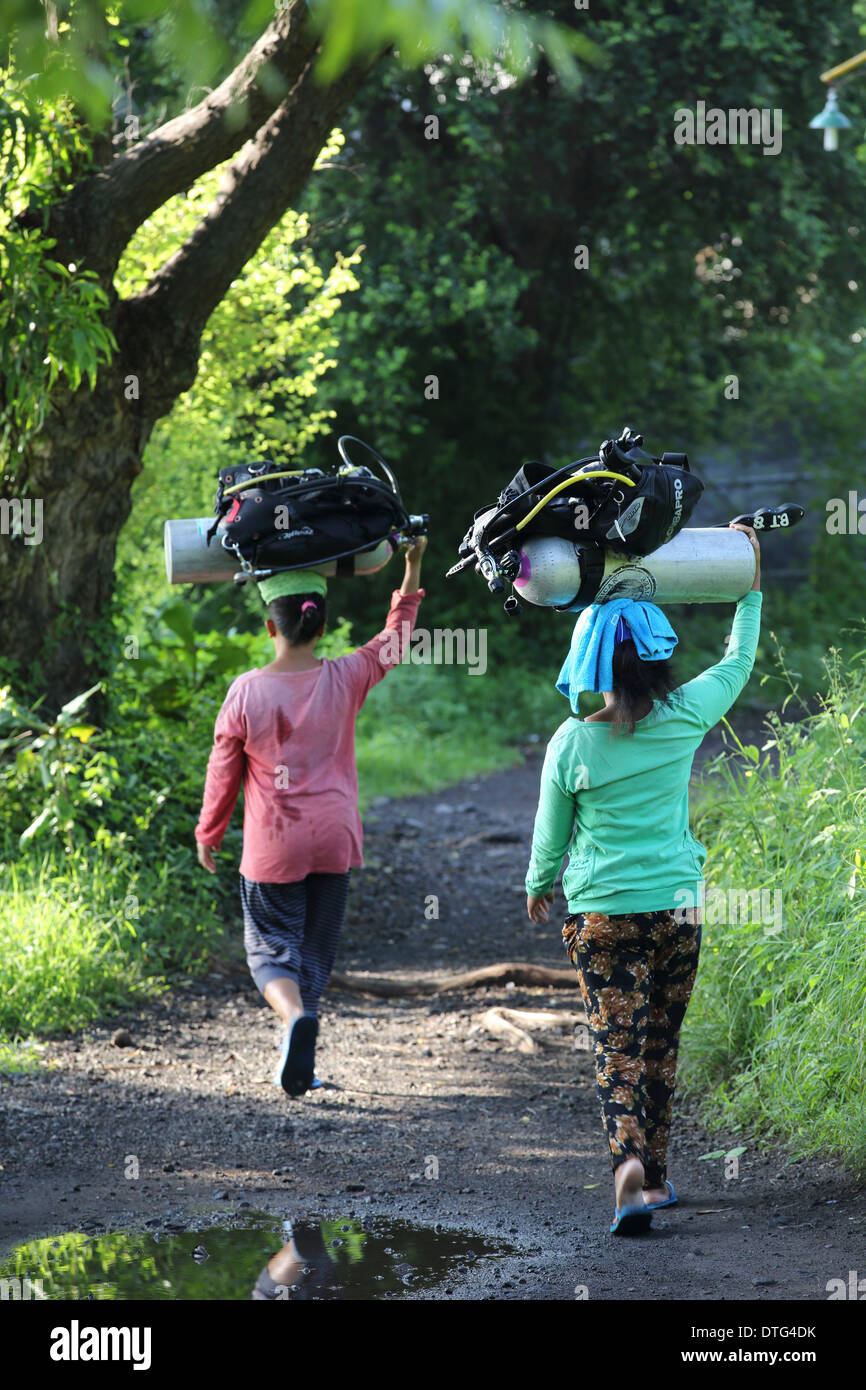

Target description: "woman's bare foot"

left=642, top=1184, right=669, bottom=1206
left=614, top=1156, right=645, bottom=1211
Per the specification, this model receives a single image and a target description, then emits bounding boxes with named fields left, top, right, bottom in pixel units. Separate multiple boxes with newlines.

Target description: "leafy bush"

left=0, top=607, right=259, bottom=1036
left=0, top=858, right=158, bottom=1038
left=681, top=640, right=866, bottom=1172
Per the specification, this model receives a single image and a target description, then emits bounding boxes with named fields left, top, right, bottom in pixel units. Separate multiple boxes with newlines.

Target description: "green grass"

left=0, top=1039, right=48, bottom=1073
left=0, top=860, right=162, bottom=1039
left=681, top=641, right=866, bottom=1173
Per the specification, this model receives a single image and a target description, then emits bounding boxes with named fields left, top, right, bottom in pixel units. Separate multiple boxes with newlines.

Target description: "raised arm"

left=676, top=523, right=763, bottom=732
left=340, top=538, right=427, bottom=701
left=399, top=536, right=426, bottom=598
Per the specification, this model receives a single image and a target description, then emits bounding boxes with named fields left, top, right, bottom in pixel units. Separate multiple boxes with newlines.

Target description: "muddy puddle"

left=0, top=1212, right=515, bottom=1300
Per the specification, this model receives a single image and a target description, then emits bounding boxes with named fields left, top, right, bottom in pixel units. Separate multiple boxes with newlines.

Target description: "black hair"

left=268, top=592, right=328, bottom=646
left=609, top=638, right=678, bottom=735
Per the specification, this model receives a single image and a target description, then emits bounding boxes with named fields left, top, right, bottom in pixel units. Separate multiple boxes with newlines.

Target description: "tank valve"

left=499, top=549, right=521, bottom=582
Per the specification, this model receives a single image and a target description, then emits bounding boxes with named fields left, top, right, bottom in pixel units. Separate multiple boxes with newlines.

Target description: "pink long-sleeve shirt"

left=195, top=588, right=424, bottom=883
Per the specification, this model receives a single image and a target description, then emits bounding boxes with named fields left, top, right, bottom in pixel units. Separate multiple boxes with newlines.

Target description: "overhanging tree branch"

left=16, top=3, right=321, bottom=277
left=118, top=47, right=378, bottom=394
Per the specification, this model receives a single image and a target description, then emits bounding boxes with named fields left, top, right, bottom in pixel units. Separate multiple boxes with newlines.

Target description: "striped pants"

left=239, top=872, right=351, bottom=1017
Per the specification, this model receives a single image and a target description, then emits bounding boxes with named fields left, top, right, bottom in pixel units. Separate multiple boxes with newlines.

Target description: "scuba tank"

left=510, top=504, right=805, bottom=610
left=164, top=436, right=427, bottom=586
left=164, top=519, right=395, bottom=585
left=513, top=527, right=757, bottom=609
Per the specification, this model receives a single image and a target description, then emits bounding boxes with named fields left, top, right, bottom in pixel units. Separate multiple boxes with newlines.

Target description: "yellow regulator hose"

left=514, top=469, right=637, bottom=533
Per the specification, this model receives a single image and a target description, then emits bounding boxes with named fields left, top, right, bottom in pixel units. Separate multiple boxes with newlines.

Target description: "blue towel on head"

left=556, top=599, right=678, bottom=709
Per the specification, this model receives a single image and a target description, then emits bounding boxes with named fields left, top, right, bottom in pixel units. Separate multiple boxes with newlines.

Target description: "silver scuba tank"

left=512, top=526, right=756, bottom=608
left=163, top=518, right=395, bottom=585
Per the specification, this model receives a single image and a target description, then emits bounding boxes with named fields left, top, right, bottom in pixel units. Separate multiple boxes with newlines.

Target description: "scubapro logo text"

left=664, top=476, right=684, bottom=542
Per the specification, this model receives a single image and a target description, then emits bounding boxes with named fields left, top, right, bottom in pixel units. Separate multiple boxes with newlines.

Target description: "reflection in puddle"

left=0, top=1214, right=514, bottom=1300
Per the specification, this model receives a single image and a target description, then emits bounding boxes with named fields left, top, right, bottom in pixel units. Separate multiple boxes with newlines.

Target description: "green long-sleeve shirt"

left=525, top=590, right=763, bottom=914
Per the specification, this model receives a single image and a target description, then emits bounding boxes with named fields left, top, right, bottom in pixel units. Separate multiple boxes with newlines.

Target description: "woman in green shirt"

left=526, top=523, right=762, bottom=1235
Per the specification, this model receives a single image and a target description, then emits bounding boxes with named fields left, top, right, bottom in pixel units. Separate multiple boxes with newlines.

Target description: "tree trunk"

left=0, top=4, right=380, bottom=710
left=1, top=359, right=157, bottom=708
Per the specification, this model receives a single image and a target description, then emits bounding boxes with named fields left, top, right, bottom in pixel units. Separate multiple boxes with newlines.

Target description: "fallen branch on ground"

left=328, top=962, right=578, bottom=997
left=475, top=1006, right=586, bottom=1054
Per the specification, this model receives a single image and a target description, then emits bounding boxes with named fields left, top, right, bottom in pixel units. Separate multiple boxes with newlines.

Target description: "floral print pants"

left=562, top=907, right=701, bottom=1189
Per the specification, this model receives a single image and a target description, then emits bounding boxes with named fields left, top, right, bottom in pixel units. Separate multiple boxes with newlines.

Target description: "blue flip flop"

left=276, top=1015, right=318, bottom=1097
left=643, top=1179, right=678, bottom=1211
left=610, top=1203, right=654, bottom=1236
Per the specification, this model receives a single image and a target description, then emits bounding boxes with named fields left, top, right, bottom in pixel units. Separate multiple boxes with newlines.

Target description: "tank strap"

left=553, top=545, right=604, bottom=611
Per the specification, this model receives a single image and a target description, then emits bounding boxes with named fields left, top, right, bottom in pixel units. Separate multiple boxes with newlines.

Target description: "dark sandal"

left=279, top=1015, right=318, bottom=1096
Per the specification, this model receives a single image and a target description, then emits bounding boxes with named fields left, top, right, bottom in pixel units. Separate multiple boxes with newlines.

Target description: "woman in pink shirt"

left=195, top=538, right=426, bottom=1095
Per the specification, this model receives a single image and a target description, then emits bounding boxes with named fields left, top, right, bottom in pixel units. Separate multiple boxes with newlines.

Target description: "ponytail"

left=268, top=592, right=327, bottom=647
left=609, top=638, right=678, bottom=734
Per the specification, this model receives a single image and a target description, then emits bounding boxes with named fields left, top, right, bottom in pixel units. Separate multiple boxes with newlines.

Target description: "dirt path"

left=1, top=720, right=862, bottom=1301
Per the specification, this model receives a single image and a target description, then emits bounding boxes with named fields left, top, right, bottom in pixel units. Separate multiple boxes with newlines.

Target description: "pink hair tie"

left=301, top=601, right=317, bottom=613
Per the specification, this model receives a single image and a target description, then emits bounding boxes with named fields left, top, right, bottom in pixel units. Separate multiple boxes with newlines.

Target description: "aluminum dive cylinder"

left=164, top=518, right=395, bottom=585
left=512, top=526, right=756, bottom=608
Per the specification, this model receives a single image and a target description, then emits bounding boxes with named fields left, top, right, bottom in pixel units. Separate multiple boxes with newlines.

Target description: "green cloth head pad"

left=257, top=570, right=328, bottom=604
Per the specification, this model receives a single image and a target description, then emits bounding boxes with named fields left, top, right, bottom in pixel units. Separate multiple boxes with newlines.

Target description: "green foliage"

left=0, top=84, right=94, bottom=209
left=0, top=81, right=115, bottom=461
left=0, top=84, right=115, bottom=462
left=681, top=641, right=866, bottom=1172
left=0, top=641, right=245, bottom=1038
left=0, top=1039, right=46, bottom=1073
left=354, top=639, right=563, bottom=804
left=115, top=131, right=362, bottom=614
left=0, top=1, right=590, bottom=124
left=0, top=858, right=159, bottom=1038
left=0, top=229, right=116, bottom=459
left=117, top=132, right=361, bottom=458
left=2, top=1, right=232, bottom=125
left=129, top=599, right=259, bottom=721
left=309, top=0, right=597, bottom=85
left=0, top=681, right=104, bottom=845
left=297, top=1, right=866, bottom=642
